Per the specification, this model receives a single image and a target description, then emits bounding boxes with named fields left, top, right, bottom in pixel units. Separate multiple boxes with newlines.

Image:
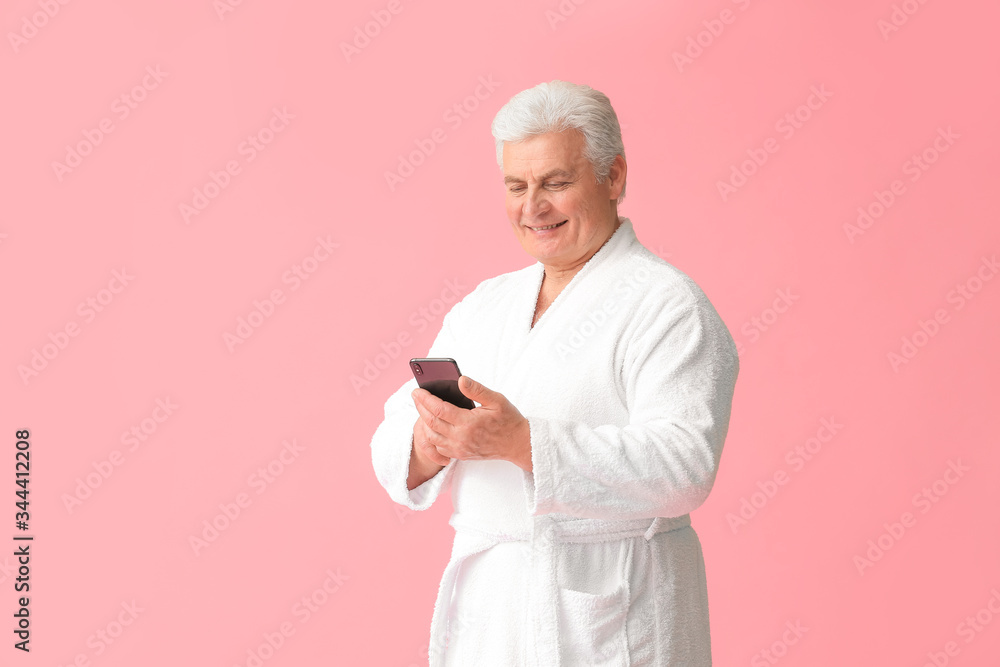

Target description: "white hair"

left=491, top=80, right=627, bottom=203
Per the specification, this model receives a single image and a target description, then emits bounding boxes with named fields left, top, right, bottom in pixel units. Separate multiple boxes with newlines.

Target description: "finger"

left=458, top=376, right=498, bottom=407
left=419, top=438, right=451, bottom=467
left=414, top=404, right=459, bottom=459
left=413, top=420, right=450, bottom=464
left=417, top=422, right=453, bottom=465
left=413, top=395, right=445, bottom=431
left=428, top=445, right=451, bottom=466
left=412, top=388, right=461, bottom=430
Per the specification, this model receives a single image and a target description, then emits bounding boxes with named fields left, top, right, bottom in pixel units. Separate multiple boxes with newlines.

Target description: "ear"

left=608, top=154, right=627, bottom=201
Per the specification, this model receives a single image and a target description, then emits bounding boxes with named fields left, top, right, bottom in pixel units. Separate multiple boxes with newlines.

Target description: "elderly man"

left=371, top=80, right=739, bottom=666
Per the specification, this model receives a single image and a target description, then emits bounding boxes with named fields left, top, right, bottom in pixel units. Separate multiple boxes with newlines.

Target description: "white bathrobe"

left=370, top=218, right=739, bottom=666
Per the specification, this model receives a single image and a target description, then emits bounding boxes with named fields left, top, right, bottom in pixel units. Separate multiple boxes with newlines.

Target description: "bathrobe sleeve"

left=524, top=287, right=739, bottom=521
left=369, top=300, right=465, bottom=511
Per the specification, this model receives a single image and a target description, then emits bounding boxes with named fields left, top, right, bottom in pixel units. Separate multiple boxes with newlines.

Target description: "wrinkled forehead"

left=501, top=130, right=590, bottom=181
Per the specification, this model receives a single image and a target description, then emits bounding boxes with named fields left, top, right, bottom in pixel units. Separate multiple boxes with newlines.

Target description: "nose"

left=522, top=185, right=549, bottom=218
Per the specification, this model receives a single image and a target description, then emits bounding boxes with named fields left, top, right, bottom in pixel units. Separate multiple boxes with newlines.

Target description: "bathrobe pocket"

left=556, top=539, right=633, bottom=666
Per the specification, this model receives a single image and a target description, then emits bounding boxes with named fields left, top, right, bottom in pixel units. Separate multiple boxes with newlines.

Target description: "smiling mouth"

left=527, top=220, right=568, bottom=231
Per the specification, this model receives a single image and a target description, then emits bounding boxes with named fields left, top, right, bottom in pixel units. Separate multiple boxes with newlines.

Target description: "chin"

left=526, top=246, right=565, bottom=265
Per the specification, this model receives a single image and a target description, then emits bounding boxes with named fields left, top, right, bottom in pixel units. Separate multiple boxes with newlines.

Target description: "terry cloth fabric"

left=370, top=217, right=739, bottom=666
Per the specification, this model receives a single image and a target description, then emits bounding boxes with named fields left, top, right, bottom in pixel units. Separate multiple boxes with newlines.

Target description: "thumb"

left=459, top=375, right=496, bottom=404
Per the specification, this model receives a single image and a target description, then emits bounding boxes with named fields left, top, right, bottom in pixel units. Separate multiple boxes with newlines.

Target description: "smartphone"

left=409, top=358, right=476, bottom=409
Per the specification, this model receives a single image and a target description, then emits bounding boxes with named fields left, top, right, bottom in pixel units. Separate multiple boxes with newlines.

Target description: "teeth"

left=533, top=221, right=565, bottom=231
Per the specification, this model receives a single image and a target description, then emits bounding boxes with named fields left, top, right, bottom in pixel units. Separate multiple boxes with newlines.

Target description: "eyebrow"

left=504, top=169, right=574, bottom=185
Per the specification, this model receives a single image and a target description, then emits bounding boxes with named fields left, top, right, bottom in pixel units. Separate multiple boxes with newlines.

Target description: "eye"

left=508, top=185, right=526, bottom=193
left=546, top=182, right=569, bottom=189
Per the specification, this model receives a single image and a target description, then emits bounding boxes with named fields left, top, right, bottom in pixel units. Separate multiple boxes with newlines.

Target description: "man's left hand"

left=411, top=376, right=532, bottom=472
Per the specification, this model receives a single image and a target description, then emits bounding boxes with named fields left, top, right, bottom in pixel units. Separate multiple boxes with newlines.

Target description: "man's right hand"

left=407, top=415, right=450, bottom=490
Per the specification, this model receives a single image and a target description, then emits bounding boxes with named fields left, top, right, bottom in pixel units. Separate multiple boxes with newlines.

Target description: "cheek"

left=570, top=193, right=596, bottom=214
left=550, top=193, right=573, bottom=215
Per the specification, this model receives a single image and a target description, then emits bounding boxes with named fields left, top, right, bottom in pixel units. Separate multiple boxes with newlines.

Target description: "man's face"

left=502, top=129, right=624, bottom=269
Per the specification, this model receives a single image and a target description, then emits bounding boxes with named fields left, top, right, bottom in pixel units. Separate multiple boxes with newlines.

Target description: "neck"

left=542, top=216, right=622, bottom=287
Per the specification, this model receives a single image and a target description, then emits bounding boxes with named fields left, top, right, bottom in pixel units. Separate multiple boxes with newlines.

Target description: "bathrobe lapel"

left=492, top=218, right=636, bottom=399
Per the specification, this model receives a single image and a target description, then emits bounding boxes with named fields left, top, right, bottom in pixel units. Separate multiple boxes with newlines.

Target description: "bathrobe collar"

left=524, top=216, right=636, bottom=334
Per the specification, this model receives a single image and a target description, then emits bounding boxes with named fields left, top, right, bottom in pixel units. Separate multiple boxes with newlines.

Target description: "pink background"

left=3, top=0, right=999, bottom=664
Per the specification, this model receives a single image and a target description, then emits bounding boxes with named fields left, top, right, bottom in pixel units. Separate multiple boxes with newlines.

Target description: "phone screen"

left=410, top=358, right=475, bottom=409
